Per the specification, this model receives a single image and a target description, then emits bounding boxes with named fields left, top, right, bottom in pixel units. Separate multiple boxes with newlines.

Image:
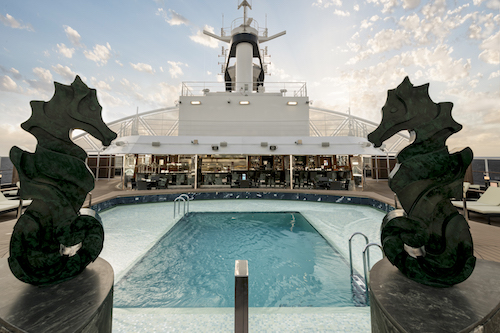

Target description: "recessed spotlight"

left=287, top=101, right=298, bottom=106
left=191, top=101, right=201, bottom=105
left=239, top=101, right=250, bottom=105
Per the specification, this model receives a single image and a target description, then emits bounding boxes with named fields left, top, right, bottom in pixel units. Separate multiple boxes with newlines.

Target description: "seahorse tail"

left=381, top=209, right=476, bottom=287
left=417, top=213, right=476, bottom=286
left=8, top=210, right=104, bottom=286
left=381, top=209, right=430, bottom=280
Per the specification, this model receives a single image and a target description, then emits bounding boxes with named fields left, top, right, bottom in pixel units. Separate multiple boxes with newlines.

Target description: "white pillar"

left=194, top=154, right=198, bottom=190
left=235, top=42, right=253, bottom=92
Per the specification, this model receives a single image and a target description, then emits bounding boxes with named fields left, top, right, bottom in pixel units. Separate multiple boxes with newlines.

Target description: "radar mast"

left=203, top=1, right=286, bottom=92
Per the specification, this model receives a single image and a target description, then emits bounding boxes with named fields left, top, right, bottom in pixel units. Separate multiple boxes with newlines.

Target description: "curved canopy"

left=73, top=106, right=409, bottom=155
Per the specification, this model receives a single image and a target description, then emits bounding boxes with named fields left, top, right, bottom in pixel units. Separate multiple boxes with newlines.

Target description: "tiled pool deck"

left=1, top=179, right=500, bottom=332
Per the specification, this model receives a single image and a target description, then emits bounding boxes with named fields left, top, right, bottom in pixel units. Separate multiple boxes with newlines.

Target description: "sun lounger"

left=0, top=191, right=32, bottom=215
left=452, top=186, right=500, bottom=224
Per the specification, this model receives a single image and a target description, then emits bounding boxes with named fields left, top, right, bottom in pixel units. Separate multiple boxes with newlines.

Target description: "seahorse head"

left=368, top=76, right=440, bottom=148
left=22, top=75, right=117, bottom=146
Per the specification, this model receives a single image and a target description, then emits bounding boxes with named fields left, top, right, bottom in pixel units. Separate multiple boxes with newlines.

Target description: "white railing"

left=181, top=81, right=307, bottom=97
left=173, top=194, right=191, bottom=218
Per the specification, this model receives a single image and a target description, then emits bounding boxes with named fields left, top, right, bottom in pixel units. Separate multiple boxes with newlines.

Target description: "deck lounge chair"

left=452, top=186, right=500, bottom=224
left=0, top=191, right=32, bottom=215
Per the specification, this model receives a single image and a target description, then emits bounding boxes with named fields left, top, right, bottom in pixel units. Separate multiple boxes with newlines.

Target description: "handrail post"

left=362, top=243, right=383, bottom=304
left=235, top=260, right=248, bottom=333
left=348, top=232, right=369, bottom=277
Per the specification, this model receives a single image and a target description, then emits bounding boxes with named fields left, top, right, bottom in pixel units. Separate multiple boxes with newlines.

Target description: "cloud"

left=90, top=77, right=111, bottom=91
left=489, top=70, right=500, bottom=79
left=486, top=0, right=500, bottom=9
left=0, top=75, right=18, bottom=92
left=115, top=60, right=124, bottom=67
left=189, top=25, right=218, bottom=48
left=157, top=8, right=189, bottom=26
left=119, top=78, right=144, bottom=101
left=334, top=9, right=350, bottom=17
left=84, top=43, right=112, bottom=66
left=402, top=0, right=420, bottom=9
left=167, top=61, right=185, bottom=78
left=366, top=0, right=398, bottom=13
left=421, top=0, right=447, bottom=18
left=33, top=67, right=53, bottom=82
left=312, top=0, right=342, bottom=8
left=0, top=124, right=37, bottom=156
left=51, top=64, right=77, bottom=81
left=0, top=66, right=22, bottom=80
left=130, top=62, right=155, bottom=74
left=0, top=13, right=34, bottom=31
left=26, top=67, right=54, bottom=94
left=64, top=25, right=82, bottom=47
left=145, top=82, right=180, bottom=107
left=57, top=43, right=75, bottom=58
left=478, top=31, right=500, bottom=64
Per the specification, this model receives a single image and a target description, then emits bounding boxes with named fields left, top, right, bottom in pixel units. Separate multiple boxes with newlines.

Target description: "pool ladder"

left=174, top=194, right=191, bottom=218
left=348, top=232, right=383, bottom=306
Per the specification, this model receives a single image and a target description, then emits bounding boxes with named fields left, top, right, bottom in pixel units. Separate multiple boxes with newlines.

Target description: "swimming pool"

left=99, top=198, right=385, bottom=332
left=114, top=212, right=353, bottom=308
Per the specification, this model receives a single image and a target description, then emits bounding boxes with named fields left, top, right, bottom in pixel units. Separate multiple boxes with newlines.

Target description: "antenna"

left=221, top=14, right=224, bottom=36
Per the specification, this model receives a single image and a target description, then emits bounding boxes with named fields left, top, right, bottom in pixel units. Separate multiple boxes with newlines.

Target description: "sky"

left=0, top=0, right=499, bottom=157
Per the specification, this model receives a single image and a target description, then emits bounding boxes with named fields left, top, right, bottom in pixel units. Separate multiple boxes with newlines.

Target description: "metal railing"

left=348, top=232, right=383, bottom=305
left=362, top=242, right=383, bottom=304
left=181, top=81, right=308, bottom=97
left=173, top=194, right=190, bottom=218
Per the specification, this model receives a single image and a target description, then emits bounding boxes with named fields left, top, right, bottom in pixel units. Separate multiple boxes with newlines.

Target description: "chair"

left=452, top=186, right=500, bottom=224
left=137, top=181, right=148, bottom=190
left=0, top=191, right=32, bottom=215
left=330, top=181, right=342, bottom=190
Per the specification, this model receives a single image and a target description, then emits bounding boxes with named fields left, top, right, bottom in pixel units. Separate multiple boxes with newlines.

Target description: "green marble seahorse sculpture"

left=8, top=76, right=117, bottom=285
left=368, top=77, right=476, bottom=287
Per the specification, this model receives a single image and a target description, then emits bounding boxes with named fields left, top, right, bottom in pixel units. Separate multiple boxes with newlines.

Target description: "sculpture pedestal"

left=370, top=257, right=500, bottom=332
left=0, top=257, right=113, bottom=333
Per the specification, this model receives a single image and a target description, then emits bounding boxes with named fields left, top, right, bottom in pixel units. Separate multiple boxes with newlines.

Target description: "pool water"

left=114, top=212, right=353, bottom=308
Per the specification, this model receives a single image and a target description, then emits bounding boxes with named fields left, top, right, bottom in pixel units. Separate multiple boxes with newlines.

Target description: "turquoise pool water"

left=99, top=199, right=383, bottom=332
left=114, top=212, right=353, bottom=308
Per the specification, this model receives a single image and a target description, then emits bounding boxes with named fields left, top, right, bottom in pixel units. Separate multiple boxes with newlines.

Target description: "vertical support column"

left=194, top=154, right=198, bottom=190
left=108, top=155, right=112, bottom=180
left=386, top=152, right=390, bottom=179
left=289, top=155, right=293, bottom=189
left=96, top=152, right=100, bottom=182
left=121, top=154, right=125, bottom=191
left=235, top=260, right=248, bottom=333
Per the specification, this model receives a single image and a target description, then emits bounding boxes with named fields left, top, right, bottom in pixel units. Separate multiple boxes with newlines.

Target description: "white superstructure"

left=73, top=1, right=411, bottom=186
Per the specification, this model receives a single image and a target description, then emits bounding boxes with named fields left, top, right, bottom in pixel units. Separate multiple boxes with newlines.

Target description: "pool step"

left=351, top=273, right=368, bottom=306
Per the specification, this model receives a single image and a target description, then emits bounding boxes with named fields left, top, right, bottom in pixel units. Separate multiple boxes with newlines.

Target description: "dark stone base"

left=0, top=257, right=113, bottom=333
left=370, top=257, right=500, bottom=333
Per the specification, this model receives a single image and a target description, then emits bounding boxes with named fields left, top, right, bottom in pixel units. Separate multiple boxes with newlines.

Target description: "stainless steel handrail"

left=348, top=232, right=369, bottom=277
left=362, top=242, right=384, bottom=304
left=173, top=193, right=191, bottom=217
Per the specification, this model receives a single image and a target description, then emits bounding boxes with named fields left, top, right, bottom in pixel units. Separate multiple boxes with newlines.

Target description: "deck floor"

left=1, top=178, right=499, bottom=264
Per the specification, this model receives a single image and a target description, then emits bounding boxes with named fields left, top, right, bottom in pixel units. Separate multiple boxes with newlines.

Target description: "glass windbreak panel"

left=472, top=159, right=486, bottom=185
left=114, top=212, right=353, bottom=308
left=487, top=160, right=500, bottom=181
